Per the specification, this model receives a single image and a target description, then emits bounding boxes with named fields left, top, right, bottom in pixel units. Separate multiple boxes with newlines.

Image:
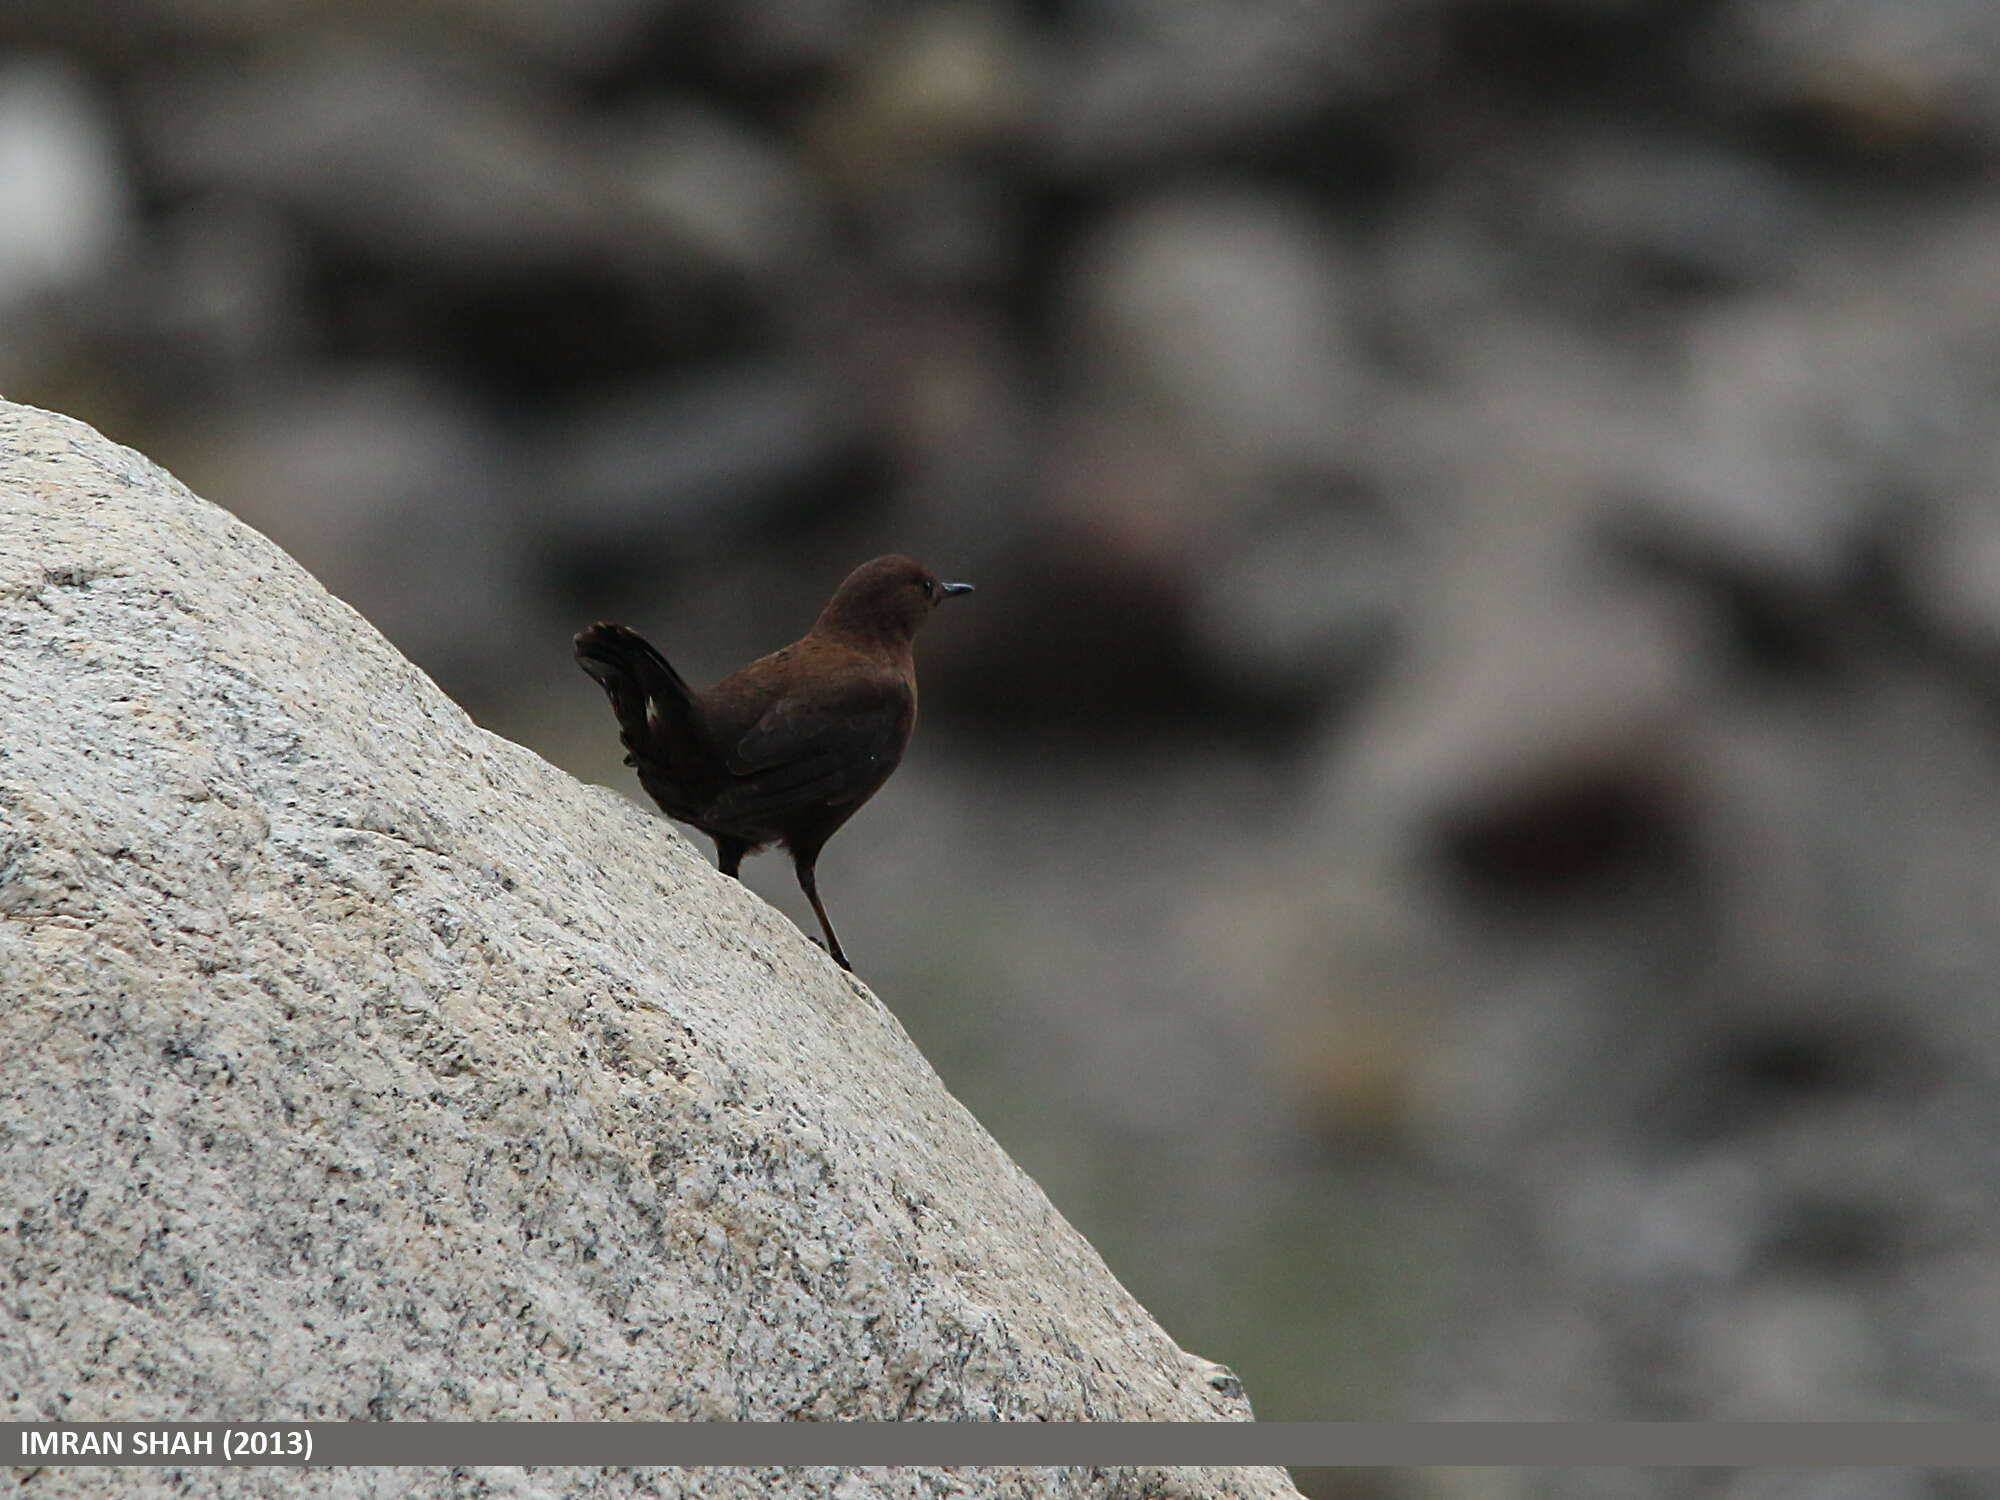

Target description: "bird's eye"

left=922, top=578, right=935, bottom=598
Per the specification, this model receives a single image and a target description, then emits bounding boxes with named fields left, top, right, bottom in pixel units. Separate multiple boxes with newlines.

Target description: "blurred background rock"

left=6, top=0, right=2000, bottom=1488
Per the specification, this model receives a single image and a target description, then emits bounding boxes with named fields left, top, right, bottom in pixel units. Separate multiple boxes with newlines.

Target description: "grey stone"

left=1693, top=1280, right=1888, bottom=1418
left=0, top=400, right=1294, bottom=1500
left=1063, top=187, right=1355, bottom=487
left=1312, top=545, right=1709, bottom=871
left=1886, top=1252, right=2000, bottom=1409
left=609, top=102, right=830, bottom=288
left=170, top=368, right=526, bottom=710
left=698, top=0, right=889, bottom=80
left=1717, top=1470, right=1935, bottom=1500
left=524, top=360, right=858, bottom=557
left=0, top=57, right=132, bottom=310
left=1534, top=133, right=1812, bottom=290
left=131, top=34, right=653, bottom=277
left=1044, top=0, right=1405, bottom=171
left=809, top=5, right=1034, bottom=188
left=143, top=198, right=313, bottom=378
left=1624, top=435, right=1867, bottom=601
left=1188, top=496, right=1404, bottom=703
left=1898, top=490, right=2000, bottom=665
left=435, top=0, right=684, bottom=74
left=1704, top=0, right=2000, bottom=149
left=0, top=197, right=312, bottom=410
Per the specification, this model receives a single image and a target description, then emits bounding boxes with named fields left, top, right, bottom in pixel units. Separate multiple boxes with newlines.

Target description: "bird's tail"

left=574, top=622, right=708, bottom=767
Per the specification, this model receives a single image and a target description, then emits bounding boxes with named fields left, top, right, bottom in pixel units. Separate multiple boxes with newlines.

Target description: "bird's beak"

left=939, top=581, right=975, bottom=598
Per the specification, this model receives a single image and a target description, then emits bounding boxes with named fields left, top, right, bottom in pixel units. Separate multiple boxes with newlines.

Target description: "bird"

left=575, top=554, right=973, bottom=972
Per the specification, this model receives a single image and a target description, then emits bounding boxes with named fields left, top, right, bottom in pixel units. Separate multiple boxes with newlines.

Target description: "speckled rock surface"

left=0, top=400, right=1296, bottom=1500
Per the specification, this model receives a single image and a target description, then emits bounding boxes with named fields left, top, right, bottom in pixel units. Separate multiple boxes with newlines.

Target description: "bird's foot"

left=808, top=936, right=853, bottom=972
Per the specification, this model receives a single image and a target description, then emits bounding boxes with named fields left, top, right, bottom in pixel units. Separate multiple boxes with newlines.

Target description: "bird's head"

left=815, top=554, right=973, bottom=647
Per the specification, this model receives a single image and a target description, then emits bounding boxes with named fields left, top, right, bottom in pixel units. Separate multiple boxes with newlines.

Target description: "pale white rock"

left=0, top=401, right=1296, bottom=1500
left=612, top=103, right=829, bottom=285
left=1065, top=187, right=1355, bottom=487
left=0, top=58, right=132, bottom=308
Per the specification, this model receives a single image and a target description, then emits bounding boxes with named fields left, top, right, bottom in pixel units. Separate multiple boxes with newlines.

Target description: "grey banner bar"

left=7, top=1423, right=2000, bottom=1468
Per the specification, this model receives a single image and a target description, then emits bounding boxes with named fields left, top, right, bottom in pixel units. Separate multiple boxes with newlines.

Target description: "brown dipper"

left=575, top=555, right=973, bottom=971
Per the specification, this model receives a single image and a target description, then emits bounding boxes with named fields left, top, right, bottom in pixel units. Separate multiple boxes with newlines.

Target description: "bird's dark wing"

left=706, top=696, right=906, bottom=823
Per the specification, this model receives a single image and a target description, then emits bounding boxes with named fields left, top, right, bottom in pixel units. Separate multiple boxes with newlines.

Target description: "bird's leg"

left=715, top=836, right=748, bottom=880
left=794, top=854, right=850, bottom=971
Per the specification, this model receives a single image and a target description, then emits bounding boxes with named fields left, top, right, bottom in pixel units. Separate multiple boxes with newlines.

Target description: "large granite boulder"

left=0, top=400, right=1296, bottom=1500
